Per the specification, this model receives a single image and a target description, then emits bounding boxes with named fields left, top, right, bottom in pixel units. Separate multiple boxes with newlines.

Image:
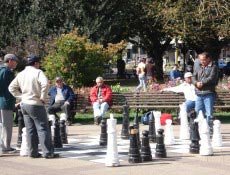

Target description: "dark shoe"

left=30, top=153, right=43, bottom=158
left=2, top=147, right=17, bottom=153
left=94, top=116, right=101, bottom=125
left=44, top=153, right=60, bottom=159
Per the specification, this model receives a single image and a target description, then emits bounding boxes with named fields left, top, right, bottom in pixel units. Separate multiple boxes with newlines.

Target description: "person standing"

left=193, top=52, right=219, bottom=132
left=0, top=54, right=18, bottom=153
left=48, top=77, right=75, bottom=125
left=9, top=55, right=59, bottom=158
left=135, top=58, right=147, bottom=92
left=145, top=58, right=155, bottom=84
left=90, top=77, right=112, bottom=125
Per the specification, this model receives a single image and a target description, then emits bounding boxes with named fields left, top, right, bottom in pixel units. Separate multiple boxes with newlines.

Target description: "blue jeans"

left=136, top=75, right=147, bottom=92
left=21, top=103, right=53, bottom=157
left=185, top=100, right=195, bottom=113
left=195, top=93, right=215, bottom=122
left=93, top=102, right=109, bottom=118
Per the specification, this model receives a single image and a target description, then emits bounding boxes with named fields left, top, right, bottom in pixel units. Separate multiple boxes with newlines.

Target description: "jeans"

left=195, top=93, right=215, bottom=122
left=48, top=101, right=71, bottom=120
left=136, top=75, right=147, bottom=92
left=185, top=100, right=195, bottom=113
left=93, top=102, right=109, bottom=118
left=21, top=103, right=53, bottom=157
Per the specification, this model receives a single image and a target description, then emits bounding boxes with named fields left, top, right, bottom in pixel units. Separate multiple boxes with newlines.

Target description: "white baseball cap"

left=184, top=72, right=193, bottom=78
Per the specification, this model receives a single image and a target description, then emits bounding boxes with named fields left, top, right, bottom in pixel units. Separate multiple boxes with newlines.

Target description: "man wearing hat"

left=47, top=77, right=75, bottom=125
left=162, top=72, right=196, bottom=113
left=0, top=54, right=18, bottom=153
left=9, top=55, right=59, bottom=158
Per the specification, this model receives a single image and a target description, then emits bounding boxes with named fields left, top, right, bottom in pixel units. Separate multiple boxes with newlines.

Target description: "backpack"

left=141, top=111, right=153, bottom=125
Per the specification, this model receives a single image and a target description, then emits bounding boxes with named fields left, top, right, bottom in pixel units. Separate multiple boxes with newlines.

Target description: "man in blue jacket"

left=48, top=77, right=75, bottom=125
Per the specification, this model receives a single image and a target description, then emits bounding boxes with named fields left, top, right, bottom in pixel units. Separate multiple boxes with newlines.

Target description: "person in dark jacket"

left=48, top=77, right=75, bottom=125
left=0, top=54, right=18, bottom=153
left=193, top=52, right=218, bottom=132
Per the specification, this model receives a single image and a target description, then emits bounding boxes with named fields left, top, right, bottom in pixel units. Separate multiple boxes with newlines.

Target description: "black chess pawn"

left=121, top=103, right=130, bottom=139
left=60, top=119, right=68, bottom=144
left=133, top=108, right=141, bottom=148
left=148, top=111, right=156, bottom=143
left=16, top=108, right=25, bottom=148
left=53, top=119, right=63, bottom=148
left=155, top=129, right=167, bottom=158
left=128, top=126, right=142, bottom=163
left=99, top=118, right=107, bottom=146
left=188, top=110, right=200, bottom=154
left=141, top=130, right=152, bottom=162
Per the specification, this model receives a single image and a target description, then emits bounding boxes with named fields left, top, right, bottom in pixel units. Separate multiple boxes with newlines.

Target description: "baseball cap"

left=55, top=77, right=62, bottom=82
left=4, top=54, right=19, bottom=62
left=184, top=72, right=193, bottom=78
left=27, top=55, right=40, bottom=65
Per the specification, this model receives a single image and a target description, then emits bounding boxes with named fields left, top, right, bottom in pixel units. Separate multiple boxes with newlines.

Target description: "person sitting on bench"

left=90, top=77, right=112, bottom=125
left=48, top=77, right=75, bottom=125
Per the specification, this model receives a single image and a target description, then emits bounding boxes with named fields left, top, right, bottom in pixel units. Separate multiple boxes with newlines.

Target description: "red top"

left=90, top=84, right=112, bottom=106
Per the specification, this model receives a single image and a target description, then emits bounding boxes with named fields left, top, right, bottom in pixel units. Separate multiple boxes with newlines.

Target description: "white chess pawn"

left=105, top=113, right=120, bottom=167
left=153, top=111, right=162, bottom=133
left=164, top=119, right=175, bottom=145
left=48, top=114, right=56, bottom=126
left=20, top=127, right=29, bottom=156
left=179, top=103, right=190, bottom=140
left=196, top=111, right=213, bottom=156
left=0, top=123, right=3, bottom=156
left=212, top=120, right=223, bottom=147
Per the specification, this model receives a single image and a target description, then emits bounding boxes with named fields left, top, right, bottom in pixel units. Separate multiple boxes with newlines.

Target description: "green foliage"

left=111, top=83, right=130, bottom=93
left=43, top=30, right=126, bottom=88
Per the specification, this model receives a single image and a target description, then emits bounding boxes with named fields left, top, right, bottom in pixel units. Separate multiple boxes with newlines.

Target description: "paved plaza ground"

left=1, top=122, right=230, bottom=175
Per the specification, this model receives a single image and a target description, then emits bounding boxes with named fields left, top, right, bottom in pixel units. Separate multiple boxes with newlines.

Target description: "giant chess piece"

left=164, top=119, right=175, bottom=145
left=153, top=111, right=162, bottom=133
left=155, top=129, right=167, bottom=158
left=0, top=123, right=3, bottom=156
left=148, top=111, right=156, bottom=143
left=179, top=103, right=190, bottom=140
left=105, top=114, right=120, bottom=167
left=128, top=126, right=142, bottom=163
left=99, top=118, right=107, bottom=146
left=133, top=108, right=141, bottom=148
left=195, top=111, right=213, bottom=156
left=141, top=130, right=152, bottom=162
left=121, top=103, right=130, bottom=139
left=53, top=118, right=63, bottom=148
left=20, top=127, right=29, bottom=156
left=212, top=120, right=223, bottom=147
left=60, top=113, right=68, bottom=144
left=16, top=108, right=25, bottom=148
left=189, top=110, right=200, bottom=154
left=209, top=117, right=214, bottom=138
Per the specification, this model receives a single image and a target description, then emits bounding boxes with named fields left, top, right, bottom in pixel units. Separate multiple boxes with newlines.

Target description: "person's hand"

left=40, top=98, right=45, bottom=104
left=196, top=82, right=203, bottom=88
left=15, top=103, right=20, bottom=108
left=64, top=101, right=70, bottom=105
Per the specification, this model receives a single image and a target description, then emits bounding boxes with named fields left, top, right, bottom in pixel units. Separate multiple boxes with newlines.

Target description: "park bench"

left=72, top=90, right=230, bottom=116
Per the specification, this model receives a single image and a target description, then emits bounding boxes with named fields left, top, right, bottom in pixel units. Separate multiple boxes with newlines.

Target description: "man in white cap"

left=162, top=72, right=196, bottom=113
left=0, top=54, right=18, bottom=153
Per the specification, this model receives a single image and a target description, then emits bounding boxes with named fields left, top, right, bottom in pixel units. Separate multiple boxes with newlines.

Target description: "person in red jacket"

left=90, top=77, right=112, bottom=125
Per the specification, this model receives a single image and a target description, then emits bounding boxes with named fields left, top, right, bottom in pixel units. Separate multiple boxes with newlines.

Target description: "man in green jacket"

left=0, top=54, right=18, bottom=153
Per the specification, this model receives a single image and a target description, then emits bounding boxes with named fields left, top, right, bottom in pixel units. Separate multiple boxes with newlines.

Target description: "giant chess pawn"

left=141, top=130, right=152, bottom=162
left=212, top=120, right=223, bottom=147
left=195, top=111, right=213, bottom=156
left=16, top=108, right=25, bottom=148
left=189, top=110, right=200, bottom=154
left=99, top=118, right=107, bottom=146
left=53, top=118, right=63, bottom=148
left=148, top=111, right=156, bottom=143
left=133, top=108, right=141, bottom=148
left=164, top=119, right=175, bottom=145
left=105, top=114, right=120, bottom=167
left=179, top=103, right=190, bottom=140
left=153, top=111, right=162, bottom=133
left=155, top=129, right=167, bottom=158
left=128, top=126, right=142, bottom=163
left=121, top=103, right=130, bottom=140
left=20, top=127, right=29, bottom=156
left=0, top=123, right=3, bottom=156
left=60, top=113, right=68, bottom=144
